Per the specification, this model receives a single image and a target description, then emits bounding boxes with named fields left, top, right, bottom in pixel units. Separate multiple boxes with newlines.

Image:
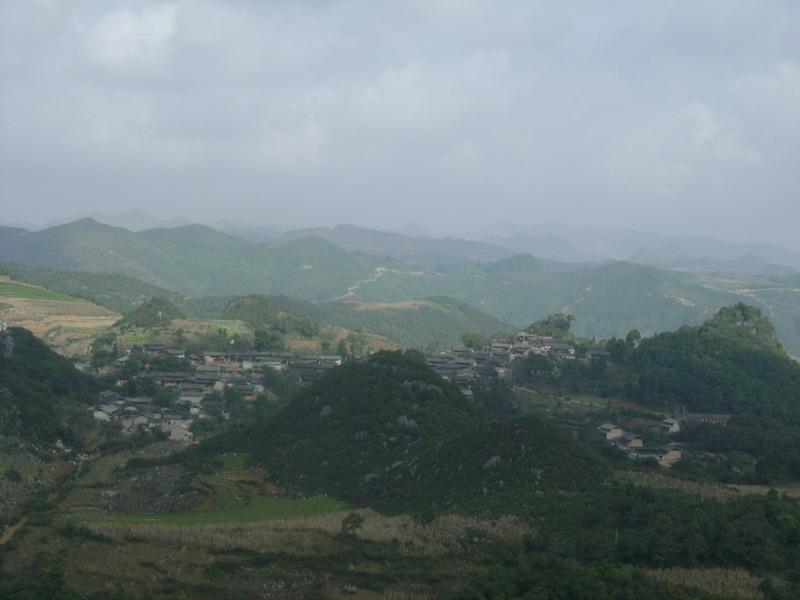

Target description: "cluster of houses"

left=597, top=413, right=731, bottom=467
left=92, top=390, right=194, bottom=442
left=425, top=333, right=581, bottom=394
left=92, top=346, right=345, bottom=440
left=598, top=421, right=682, bottom=467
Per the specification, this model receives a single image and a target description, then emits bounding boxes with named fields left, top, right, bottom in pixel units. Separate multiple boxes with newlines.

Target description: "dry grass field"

left=0, top=277, right=118, bottom=355
left=88, top=511, right=530, bottom=558
left=616, top=470, right=800, bottom=501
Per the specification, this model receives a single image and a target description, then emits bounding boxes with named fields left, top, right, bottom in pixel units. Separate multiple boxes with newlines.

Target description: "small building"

left=98, top=390, right=123, bottom=404
left=685, top=413, right=732, bottom=427
left=598, top=423, right=623, bottom=440
left=586, top=350, right=611, bottom=362
left=616, top=432, right=643, bottom=450
left=659, top=417, right=681, bottom=435
left=630, top=447, right=682, bottom=467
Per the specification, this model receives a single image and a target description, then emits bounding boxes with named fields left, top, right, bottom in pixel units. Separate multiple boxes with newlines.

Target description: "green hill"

left=0, top=327, right=97, bottom=442
left=278, top=223, right=513, bottom=266
left=252, top=351, right=476, bottom=504
left=396, top=417, right=608, bottom=512
left=353, top=257, right=800, bottom=353
left=221, top=295, right=319, bottom=338
left=0, top=219, right=386, bottom=299
left=248, top=351, right=607, bottom=511
left=5, top=220, right=800, bottom=354
left=274, top=295, right=512, bottom=348
left=0, top=262, right=186, bottom=313
left=116, top=297, right=186, bottom=329
left=627, top=304, right=800, bottom=419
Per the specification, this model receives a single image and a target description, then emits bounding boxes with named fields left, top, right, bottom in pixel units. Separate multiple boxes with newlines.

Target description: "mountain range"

left=2, top=217, right=800, bottom=355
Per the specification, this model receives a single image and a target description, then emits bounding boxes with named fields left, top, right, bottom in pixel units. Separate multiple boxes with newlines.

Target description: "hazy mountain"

left=630, top=246, right=798, bottom=276
left=0, top=218, right=386, bottom=300
left=37, top=209, right=190, bottom=232
left=4, top=218, right=799, bottom=355
left=279, top=224, right=515, bottom=267
left=472, top=223, right=800, bottom=271
left=345, top=255, right=800, bottom=355
left=208, top=219, right=288, bottom=244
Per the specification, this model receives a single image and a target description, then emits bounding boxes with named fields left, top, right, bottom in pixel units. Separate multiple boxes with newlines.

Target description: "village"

left=89, top=344, right=343, bottom=442
left=89, top=331, right=731, bottom=468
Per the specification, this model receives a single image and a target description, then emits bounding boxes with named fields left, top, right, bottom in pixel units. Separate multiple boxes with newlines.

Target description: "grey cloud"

left=1, top=0, right=798, bottom=248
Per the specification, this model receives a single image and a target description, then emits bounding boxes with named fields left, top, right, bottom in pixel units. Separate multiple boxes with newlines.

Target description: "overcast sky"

left=1, top=1, right=798, bottom=247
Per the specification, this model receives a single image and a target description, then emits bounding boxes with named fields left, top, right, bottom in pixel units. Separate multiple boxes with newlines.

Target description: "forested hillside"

left=0, top=262, right=186, bottom=313
left=115, top=297, right=186, bottom=329
left=0, top=219, right=387, bottom=299
left=3, top=220, right=800, bottom=354
left=274, top=294, right=511, bottom=348
left=0, top=327, right=96, bottom=441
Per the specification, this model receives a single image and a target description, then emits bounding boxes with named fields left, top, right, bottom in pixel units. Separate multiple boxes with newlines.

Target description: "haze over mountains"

left=11, top=210, right=799, bottom=273
left=2, top=215, right=800, bottom=356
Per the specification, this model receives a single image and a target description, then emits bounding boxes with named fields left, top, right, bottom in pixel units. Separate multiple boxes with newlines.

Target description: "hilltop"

left=252, top=351, right=477, bottom=504
left=221, top=295, right=319, bottom=338
left=115, top=297, right=186, bottom=329
left=0, top=219, right=386, bottom=299
left=248, top=350, right=608, bottom=512
left=626, top=304, right=800, bottom=418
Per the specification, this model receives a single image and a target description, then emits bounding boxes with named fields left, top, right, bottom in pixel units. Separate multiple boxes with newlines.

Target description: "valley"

left=2, top=223, right=800, bottom=598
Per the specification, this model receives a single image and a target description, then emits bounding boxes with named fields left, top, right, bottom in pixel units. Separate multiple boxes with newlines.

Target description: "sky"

left=1, top=1, right=798, bottom=248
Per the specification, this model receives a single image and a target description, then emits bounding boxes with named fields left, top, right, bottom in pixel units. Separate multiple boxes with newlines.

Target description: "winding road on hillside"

left=328, top=267, right=423, bottom=302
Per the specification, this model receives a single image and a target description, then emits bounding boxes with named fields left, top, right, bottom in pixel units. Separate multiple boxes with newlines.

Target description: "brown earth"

left=0, top=295, right=118, bottom=356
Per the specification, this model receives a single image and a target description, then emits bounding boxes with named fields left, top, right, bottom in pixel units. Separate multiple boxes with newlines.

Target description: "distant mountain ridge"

left=3, top=218, right=800, bottom=355
left=278, top=224, right=515, bottom=267
left=472, top=223, right=800, bottom=271
left=0, top=218, right=389, bottom=300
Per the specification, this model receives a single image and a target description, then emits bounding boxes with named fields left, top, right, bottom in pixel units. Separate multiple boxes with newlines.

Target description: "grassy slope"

left=0, top=262, right=186, bottom=313
left=274, top=294, right=512, bottom=348
left=0, top=280, right=74, bottom=302
left=353, top=259, right=785, bottom=345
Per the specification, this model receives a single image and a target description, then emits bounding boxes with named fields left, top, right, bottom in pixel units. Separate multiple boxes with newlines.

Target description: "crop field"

left=0, top=280, right=73, bottom=301
left=0, top=276, right=119, bottom=355
left=95, top=494, right=347, bottom=526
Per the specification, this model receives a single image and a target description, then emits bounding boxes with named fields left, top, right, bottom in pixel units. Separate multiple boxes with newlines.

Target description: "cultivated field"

left=0, top=278, right=119, bottom=355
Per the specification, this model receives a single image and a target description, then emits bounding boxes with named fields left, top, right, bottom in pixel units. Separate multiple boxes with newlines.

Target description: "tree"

left=462, top=332, right=490, bottom=349
left=526, top=313, right=574, bottom=337
left=341, top=512, right=365, bottom=536
left=626, top=329, right=642, bottom=348
left=254, top=329, right=285, bottom=352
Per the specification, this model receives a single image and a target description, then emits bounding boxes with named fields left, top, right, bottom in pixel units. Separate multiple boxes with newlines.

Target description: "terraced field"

left=0, top=277, right=118, bottom=355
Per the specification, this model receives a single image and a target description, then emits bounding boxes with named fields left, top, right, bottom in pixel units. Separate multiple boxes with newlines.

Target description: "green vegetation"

left=115, top=297, right=186, bottom=328
left=0, top=219, right=384, bottom=299
left=525, top=312, right=575, bottom=336
left=0, top=280, right=73, bottom=301
left=250, top=350, right=479, bottom=506
left=222, top=294, right=319, bottom=339
left=3, top=315, right=800, bottom=597
left=516, top=304, right=800, bottom=485
left=98, top=495, right=345, bottom=525
left=5, top=220, right=800, bottom=353
left=276, top=294, right=511, bottom=348
left=0, top=327, right=97, bottom=442
left=0, top=261, right=186, bottom=312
